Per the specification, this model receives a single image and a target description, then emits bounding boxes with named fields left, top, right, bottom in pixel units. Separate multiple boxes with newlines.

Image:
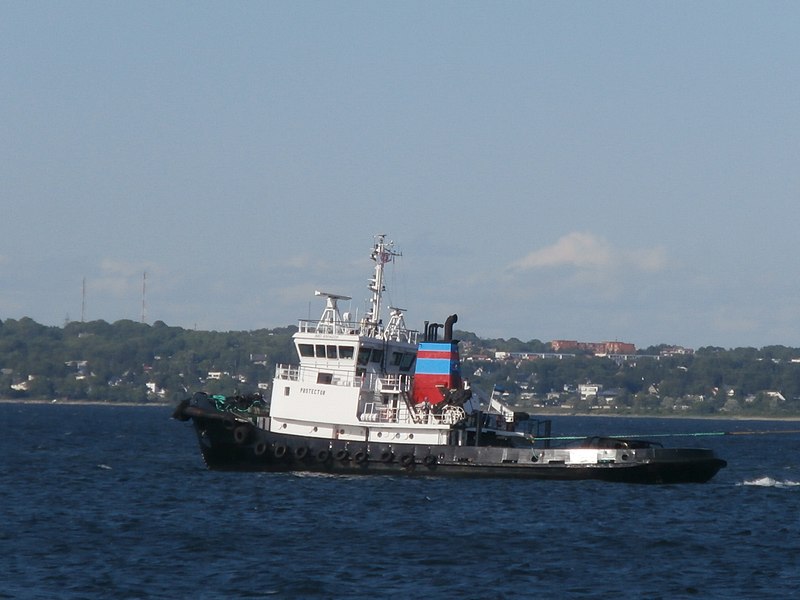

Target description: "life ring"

left=423, top=454, right=437, bottom=467
left=233, top=425, right=250, bottom=444
left=400, top=454, right=415, bottom=467
left=335, top=449, right=349, bottom=461
left=380, top=450, right=394, bottom=463
left=253, top=441, right=268, bottom=456
left=316, top=449, right=331, bottom=462
left=274, top=444, right=287, bottom=458
left=354, top=450, right=368, bottom=464
left=295, top=446, right=309, bottom=460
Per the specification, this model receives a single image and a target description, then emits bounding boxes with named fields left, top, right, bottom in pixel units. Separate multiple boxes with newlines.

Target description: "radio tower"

left=141, top=271, right=147, bottom=323
left=81, top=277, right=86, bottom=322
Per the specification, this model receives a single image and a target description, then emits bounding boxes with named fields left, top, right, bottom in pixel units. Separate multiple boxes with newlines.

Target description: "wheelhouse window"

left=399, top=353, right=416, bottom=372
left=298, top=344, right=314, bottom=357
left=370, top=349, right=384, bottom=363
left=326, top=345, right=338, bottom=359
left=338, top=345, right=355, bottom=360
left=315, top=344, right=326, bottom=358
left=357, top=348, right=371, bottom=366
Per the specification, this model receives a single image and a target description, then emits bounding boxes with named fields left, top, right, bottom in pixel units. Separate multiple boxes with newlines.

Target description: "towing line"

left=535, top=429, right=800, bottom=442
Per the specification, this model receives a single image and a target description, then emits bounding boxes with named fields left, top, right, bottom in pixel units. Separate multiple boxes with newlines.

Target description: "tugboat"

left=173, top=235, right=726, bottom=484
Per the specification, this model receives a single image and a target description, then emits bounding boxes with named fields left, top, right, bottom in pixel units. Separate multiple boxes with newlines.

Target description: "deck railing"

left=358, top=398, right=456, bottom=426
left=274, top=364, right=363, bottom=387
left=296, top=319, right=418, bottom=344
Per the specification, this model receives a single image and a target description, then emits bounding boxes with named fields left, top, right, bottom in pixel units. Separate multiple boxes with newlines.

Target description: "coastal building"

left=551, top=340, right=636, bottom=354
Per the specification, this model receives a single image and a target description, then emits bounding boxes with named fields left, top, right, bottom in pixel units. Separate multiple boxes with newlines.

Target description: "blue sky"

left=2, top=1, right=799, bottom=349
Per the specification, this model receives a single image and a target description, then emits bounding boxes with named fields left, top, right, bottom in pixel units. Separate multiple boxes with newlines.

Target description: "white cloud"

left=511, top=232, right=612, bottom=269
left=629, top=246, right=668, bottom=272
left=509, top=232, right=667, bottom=273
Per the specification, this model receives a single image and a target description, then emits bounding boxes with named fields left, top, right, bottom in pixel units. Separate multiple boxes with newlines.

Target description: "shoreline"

left=2, top=398, right=800, bottom=421
left=531, top=409, right=800, bottom=422
left=0, top=398, right=171, bottom=407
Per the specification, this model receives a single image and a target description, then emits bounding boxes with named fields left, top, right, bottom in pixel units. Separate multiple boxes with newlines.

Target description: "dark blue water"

left=2, top=403, right=799, bottom=599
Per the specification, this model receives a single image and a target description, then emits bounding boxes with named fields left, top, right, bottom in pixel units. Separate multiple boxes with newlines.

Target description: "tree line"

left=458, top=337, right=800, bottom=416
left=2, top=316, right=800, bottom=415
left=0, top=317, right=295, bottom=403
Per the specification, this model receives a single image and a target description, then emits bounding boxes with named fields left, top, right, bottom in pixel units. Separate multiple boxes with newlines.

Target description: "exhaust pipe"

left=444, top=314, right=458, bottom=341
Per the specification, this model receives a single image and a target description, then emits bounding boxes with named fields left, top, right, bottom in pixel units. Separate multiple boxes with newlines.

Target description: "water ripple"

left=3, top=405, right=800, bottom=598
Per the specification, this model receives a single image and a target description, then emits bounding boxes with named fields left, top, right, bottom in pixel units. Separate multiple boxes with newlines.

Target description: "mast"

left=363, top=234, right=400, bottom=335
left=141, top=271, right=147, bottom=324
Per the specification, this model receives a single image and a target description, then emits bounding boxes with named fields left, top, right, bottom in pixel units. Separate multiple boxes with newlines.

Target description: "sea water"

left=1, top=403, right=799, bottom=599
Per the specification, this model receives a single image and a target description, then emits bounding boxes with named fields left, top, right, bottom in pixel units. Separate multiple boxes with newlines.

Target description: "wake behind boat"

left=173, top=235, right=726, bottom=484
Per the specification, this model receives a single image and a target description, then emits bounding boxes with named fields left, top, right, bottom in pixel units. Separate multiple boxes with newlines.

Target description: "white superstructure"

left=268, top=235, right=456, bottom=446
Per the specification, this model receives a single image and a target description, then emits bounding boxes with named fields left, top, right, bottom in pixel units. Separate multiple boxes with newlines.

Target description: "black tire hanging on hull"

left=233, top=425, right=250, bottom=445
left=253, top=441, right=268, bottom=456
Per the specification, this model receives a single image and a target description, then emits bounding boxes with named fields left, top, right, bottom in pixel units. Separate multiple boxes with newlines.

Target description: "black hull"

left=178, top=409, right=727, bottom=485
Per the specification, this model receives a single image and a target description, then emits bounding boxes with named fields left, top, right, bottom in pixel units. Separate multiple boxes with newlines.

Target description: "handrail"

left=274, top=363, right=363, bottom=387
left=358, top=398, right=449, bottom=426
left=296, top=319, right=419, bottom=343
